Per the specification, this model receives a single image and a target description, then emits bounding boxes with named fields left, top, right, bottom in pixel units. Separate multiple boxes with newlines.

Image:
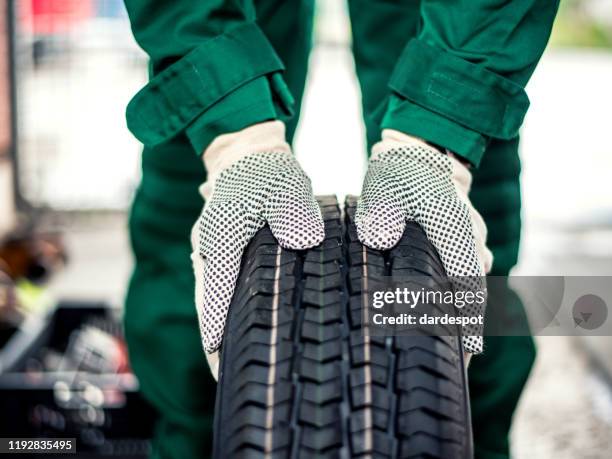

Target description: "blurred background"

left=0, top=0, right=611, bottom=457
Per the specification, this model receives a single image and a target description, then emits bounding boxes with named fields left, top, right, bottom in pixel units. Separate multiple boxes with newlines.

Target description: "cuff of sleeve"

left=382, top=38, right=531, bottom=166
left=126, top=22, right=292, bottom=149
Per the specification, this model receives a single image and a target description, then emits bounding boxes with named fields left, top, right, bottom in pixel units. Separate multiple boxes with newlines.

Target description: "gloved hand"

left=191, top=121, right=325, bottom=378
left=356, top=129, right=492, bottom=355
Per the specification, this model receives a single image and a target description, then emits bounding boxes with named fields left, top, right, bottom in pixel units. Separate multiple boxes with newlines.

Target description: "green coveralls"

left=123, top=1, right=558, bottom=458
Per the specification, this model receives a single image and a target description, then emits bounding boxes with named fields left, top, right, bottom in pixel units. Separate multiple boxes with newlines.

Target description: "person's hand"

left=356, top=130, right=492, bottom=354
left=191, top=122, right=325, bottom=376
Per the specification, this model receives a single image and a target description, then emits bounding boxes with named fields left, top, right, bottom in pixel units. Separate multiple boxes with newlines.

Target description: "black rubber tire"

left=213, top=196, right=472, bottom=459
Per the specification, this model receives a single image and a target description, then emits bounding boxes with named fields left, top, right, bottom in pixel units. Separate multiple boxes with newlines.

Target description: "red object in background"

left=20, top=0, right=93, bottom=36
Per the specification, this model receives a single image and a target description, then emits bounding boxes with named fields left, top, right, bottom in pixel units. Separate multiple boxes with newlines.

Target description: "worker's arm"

left=357, top=1, right=559, bottom=355
left=123, top=3, right=324, bottom=379
left=123, top=0, right=295, bottom=155
left=379, top=0, right=560, bottom=166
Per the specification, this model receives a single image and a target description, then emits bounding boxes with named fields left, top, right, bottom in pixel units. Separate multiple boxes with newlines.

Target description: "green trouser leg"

left=469, top=138, right=536, bottom=459
left=124, top=2, right=314, bottom=458
left=348, top=1, right=556, bottom=457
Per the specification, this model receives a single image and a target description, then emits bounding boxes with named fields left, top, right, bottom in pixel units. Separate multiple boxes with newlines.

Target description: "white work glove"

left=191, top=121, right=325, bottom=379
left=356, top=129, right=492, bottom=354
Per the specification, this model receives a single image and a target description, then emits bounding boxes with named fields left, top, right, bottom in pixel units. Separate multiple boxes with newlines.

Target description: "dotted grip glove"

left=191, top=122, right=325, bottom=371
left=356, top=130, right=493, bottom=354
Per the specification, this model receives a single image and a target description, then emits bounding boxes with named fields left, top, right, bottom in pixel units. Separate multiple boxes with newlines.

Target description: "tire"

left=213, top=196, right=472, bottom=459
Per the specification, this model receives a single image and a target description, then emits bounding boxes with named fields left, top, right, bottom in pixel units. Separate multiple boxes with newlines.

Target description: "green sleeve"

left=123, top=0, right=294, bottom=154
left=124, top=0, right=255, bottom=74
left=381, top=0, right=559, bottom=166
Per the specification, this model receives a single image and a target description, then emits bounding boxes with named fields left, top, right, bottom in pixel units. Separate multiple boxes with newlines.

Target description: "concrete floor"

left=513, top=336, right=612, bottom=458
